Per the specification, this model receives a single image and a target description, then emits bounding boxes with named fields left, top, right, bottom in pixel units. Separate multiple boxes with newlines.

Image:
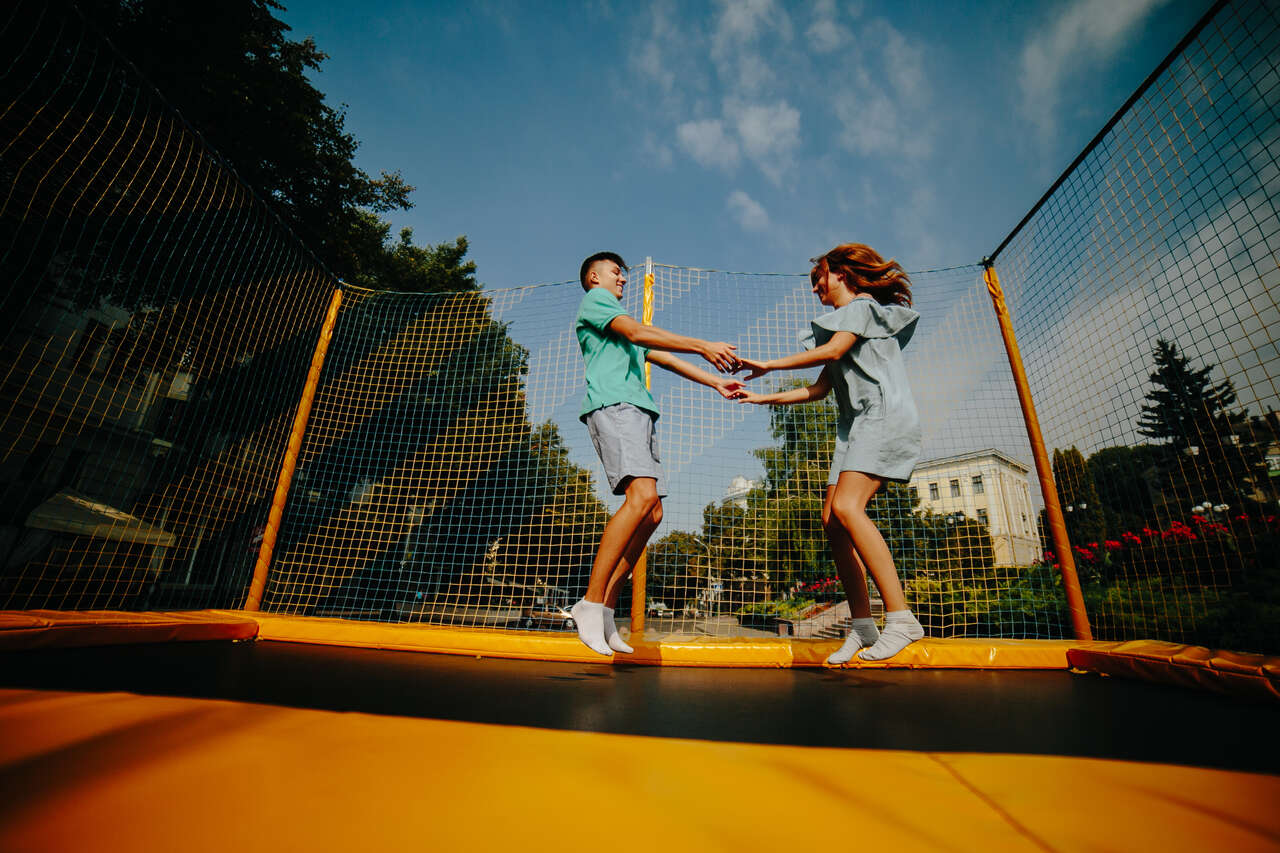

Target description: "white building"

left=908, top=449, right=1040, bottom=566
left=724, top=475, right=759, bottom=510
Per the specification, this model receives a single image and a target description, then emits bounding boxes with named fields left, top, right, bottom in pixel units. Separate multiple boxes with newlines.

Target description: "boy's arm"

left=737, top=332, right=856, bottom=380
left=646, top=350, right=745, bottom=399
left=739, top=365, right=833, bottom=406
left=608, top=315, right=738, bottom=372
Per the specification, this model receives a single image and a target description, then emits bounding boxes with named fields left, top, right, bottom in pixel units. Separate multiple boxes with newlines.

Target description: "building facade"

left=908, top=449, right=1041, bottom=566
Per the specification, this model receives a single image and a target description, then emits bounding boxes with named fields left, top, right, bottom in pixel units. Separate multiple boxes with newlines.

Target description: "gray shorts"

left=584, top=403, right=667, bottom=497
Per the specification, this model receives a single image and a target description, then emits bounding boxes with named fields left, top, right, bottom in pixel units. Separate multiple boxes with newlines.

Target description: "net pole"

left=629, top=257, right=655, bottom=635
left=982, top=262, right=1092, bottom=640
left=243, top=286, right=344, bottom=611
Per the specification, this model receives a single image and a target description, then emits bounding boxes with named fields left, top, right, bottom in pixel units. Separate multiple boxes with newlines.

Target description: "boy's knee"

left=624, top=479, right=661, bottom=518
left=649, top=499, right=663, bottom=528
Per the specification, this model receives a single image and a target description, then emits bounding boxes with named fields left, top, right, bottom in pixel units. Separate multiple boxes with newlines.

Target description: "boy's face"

left=591, top=260, right=627, bottom=299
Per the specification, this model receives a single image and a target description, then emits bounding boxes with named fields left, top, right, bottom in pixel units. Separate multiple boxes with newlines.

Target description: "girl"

left=737, top=244, right=924, bottom=663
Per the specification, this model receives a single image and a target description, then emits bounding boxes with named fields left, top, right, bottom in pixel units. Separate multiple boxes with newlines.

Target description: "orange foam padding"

left=1068, top=640, right=1280, bottom=703
left=231, top=611, right=1079, bottom=668
left=2, top=687, right=1277, bottom=852
left=0, top=610, right=258, bottom=650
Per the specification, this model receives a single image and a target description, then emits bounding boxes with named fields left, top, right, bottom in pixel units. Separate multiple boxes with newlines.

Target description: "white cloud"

left=828, top=19, right=933, bottom=159
left=677, top=119, right=740, bottom=170
left=732, top=100, right=801, bottom=183
left=727, top=190, right=770, bottom=231
left=712, top=0, right=788, bottom=55
left=807, top=0, right=851, bottom=54
left=1019, top=0, right=1172, bottom=139
left=711, top=0, right=792, bottom=96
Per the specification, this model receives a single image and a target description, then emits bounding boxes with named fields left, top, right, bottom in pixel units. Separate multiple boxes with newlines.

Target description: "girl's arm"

left=738, top=365, right=833, bottom=406
left=646, top=349, right=746, bottom=399
left=737, top=332, right=856, bottom=380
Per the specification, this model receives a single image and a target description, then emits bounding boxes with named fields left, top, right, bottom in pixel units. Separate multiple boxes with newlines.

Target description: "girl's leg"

left=822, top=485, right=873, bottom=618
left=829, top=471, right=923, bottom=661
left=823, top=484, right=882, bottom=664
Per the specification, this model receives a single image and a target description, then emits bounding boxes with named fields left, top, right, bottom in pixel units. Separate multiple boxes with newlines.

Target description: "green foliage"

left=1052, top=446, right=1106, bottom=546
left=1135, top=338, right=1270, bottom=511
left=77, top=0, right=467, bottom=295
left=1087, top=444, right=1168, bottom=532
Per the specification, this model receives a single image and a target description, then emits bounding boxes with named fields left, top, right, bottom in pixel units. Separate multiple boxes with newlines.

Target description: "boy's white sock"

left=858, top=610, right=924, bottom=661
left=602, top=606, right=634, bottom=654
left=825, top=617, right=880, bottom=665
left=570, top=599, right=613, bottom=657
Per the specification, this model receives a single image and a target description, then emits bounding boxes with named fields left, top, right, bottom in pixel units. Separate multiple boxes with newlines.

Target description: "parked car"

left=521, top=600, right=575, bottom=630
left=646, top=601, right=671, bottom=616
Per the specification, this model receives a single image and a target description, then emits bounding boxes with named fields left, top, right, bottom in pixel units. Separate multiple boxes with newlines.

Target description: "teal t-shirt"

left=575, top=287, right=659, bottom=421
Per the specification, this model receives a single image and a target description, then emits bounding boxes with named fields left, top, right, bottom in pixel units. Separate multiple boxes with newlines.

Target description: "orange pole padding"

left=244, top=287, right=344, bottom=611
left=982, top=263, right=1092, bottom=641
left=631, top=261, right=656, bottom=636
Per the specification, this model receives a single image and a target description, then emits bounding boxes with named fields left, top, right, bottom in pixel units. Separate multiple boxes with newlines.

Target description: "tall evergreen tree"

left=1136, top=338, right=1262, bottom=510
left=1138, top=339, right=1241, bottom=449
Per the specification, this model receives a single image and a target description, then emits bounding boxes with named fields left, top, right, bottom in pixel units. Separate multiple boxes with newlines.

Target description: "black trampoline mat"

left=3, top=639, right=1276, bottom=774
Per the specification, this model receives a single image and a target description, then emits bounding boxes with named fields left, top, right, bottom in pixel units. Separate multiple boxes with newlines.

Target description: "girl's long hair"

left=810, top=243, right=912, bottom=307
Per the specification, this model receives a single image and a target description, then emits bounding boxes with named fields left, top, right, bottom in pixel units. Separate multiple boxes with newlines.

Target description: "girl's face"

left=813, top=269, right=850, bottom=306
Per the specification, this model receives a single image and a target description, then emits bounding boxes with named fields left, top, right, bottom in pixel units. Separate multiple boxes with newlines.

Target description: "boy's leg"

left=822, top=484, right=880, bottom=664
left=828, top=472, right=923, bottom=662
left=600, top=491, right=663, bottom=653
left=573, top=476, right=661, bottom=656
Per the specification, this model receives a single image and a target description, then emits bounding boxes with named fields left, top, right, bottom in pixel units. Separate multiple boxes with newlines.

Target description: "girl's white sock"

left=602, top=606, right=634, bottom=654
left=858, top=610, right=924, bottom=661
left=825, top=617, right=880, bottom=664
left=569, top=599, right=613, bottom=656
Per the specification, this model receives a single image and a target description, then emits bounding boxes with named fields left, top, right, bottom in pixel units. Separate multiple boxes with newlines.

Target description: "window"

left=71, top=320, right=111, bottom=373
left=928, top=482, right=939, bottom=500
left=977, top=508, right=989, bottom=525
left=972, top=474, right=984, bottom=495
left=949, top=479, right=961, bottom=498
left=908, top=486, right=918, bottom=500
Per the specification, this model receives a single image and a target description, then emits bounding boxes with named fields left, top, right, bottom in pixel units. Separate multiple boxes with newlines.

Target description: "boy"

left=571, top=251, right=743, bottom=655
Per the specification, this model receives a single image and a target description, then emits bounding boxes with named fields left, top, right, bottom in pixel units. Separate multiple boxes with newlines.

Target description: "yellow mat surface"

left=0, top=688, right=1276, bottom=852
left=235, top=610, right=1081, bottom=668
left=1068, top=640, right=1280, bottom=702
left=0, top=609, right=258, bottom=650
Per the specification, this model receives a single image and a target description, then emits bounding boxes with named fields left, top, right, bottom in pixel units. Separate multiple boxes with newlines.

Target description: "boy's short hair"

left=579, top=251, right=627, bottom=290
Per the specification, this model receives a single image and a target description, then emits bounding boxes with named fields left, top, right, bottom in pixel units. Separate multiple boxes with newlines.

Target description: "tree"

left=1136, top=338, right=1266, bottom=511
left=76, top=0, right=412, bottom=281
left=1087, top=444, right=1169, bottom=533
left=1052, top=446, right=1106, bottom=547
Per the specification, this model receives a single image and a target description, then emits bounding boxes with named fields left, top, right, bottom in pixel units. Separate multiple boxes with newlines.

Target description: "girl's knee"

left=830, top=495, right=866, bottom=528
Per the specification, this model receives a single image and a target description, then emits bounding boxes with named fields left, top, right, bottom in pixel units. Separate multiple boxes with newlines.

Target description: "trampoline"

left=2, top=614, right=1279, bottom=852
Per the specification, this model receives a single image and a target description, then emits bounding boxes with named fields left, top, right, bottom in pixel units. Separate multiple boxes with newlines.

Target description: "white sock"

left=569, top=599, right=613, bottom=656
left=858, top=610, right=924, bottom=661
left=602, top=606, right=634, bottom=654
left=825, top=617, right=880, bottom=665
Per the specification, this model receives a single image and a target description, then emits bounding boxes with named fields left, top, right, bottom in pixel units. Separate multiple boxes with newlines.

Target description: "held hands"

left=712, top=377, right=747, bottom=400
left=734, top=357, right=772, bottom=381
left=701, top=341, right=740, bottom=373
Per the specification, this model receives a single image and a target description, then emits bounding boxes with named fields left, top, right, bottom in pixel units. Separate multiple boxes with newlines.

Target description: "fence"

left=1, top=0, right=1276, bottom=652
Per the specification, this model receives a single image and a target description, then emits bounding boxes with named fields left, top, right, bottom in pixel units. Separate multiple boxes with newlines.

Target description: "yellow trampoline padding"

left=1, top=687, right=1276, bottom=853
left=230, top=610, right=1081, bottom=668
left=0, top=609, right=258, bottom=650
left=1069, top=640, right=1280, bottom=703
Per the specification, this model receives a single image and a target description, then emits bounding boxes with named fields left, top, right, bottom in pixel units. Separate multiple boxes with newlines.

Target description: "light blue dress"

left=801, top=296, right=922, bottom=484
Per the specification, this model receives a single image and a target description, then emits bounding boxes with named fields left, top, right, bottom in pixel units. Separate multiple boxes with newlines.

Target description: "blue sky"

left=281, top=0, right=1213, bottom=288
